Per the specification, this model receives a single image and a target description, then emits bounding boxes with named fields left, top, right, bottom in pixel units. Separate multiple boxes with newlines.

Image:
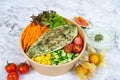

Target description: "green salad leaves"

left=49, top=14, right=66, bottom=29
left=31, top=10, right=66, bottom=29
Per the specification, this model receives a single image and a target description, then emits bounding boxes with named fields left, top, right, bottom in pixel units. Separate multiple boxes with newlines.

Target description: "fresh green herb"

left=94, top=34, right=103, bottom=42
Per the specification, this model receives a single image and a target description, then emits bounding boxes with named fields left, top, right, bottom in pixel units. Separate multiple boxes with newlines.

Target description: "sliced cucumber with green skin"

left=52, top=52, right=58, bottom=56
left=67, top=53, right=74, bottom=59
left=58, top=60, right=68, bottom=65
left=67, top=58, right=72, bottom=62
left=61, top=51, right=66, bottom=57
left=75, top=54, right=79, bottom=56
left=51, top=50, right=78, bottom=65
left=54, top=55, right=59, bottom=59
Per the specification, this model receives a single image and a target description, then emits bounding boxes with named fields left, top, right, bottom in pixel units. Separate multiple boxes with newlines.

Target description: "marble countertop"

left=0, top=0, right=120, bottom=80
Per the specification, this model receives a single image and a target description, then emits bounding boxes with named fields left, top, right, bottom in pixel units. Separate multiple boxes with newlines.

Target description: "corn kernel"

left=38, top=57, right=42, bottom=61
left=34, top=57, right=38, bottom=61
left=37, top=60, right=42, bottom=63
left=45, top=57, right=50, bottom=60
left=41, top=61, right=45, bottom=64
left=41, top=55, right=45, bottom=58
left=46, top=61, right=50, bottom=65
left=32, top=57, right=35, bottom=60
left=46, top=53, right=51, bottom=57
left=41, top=58, right=45, bottom=62
left=44, top=61, right=47, bottom=64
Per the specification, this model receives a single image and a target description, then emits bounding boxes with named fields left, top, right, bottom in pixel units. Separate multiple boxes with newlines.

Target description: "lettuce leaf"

left=32, top=10, right=66, bottom=29
left=49, top=14, right=66, bottom=29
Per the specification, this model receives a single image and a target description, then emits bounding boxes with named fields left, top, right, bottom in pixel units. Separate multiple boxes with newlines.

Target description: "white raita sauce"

left=85, top=28, right=113, bottom=50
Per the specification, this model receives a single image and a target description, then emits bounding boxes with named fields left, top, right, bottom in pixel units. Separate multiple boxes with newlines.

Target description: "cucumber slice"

left=75, top=54, right=79, bottom=57
left=51, top=60, right=59, bottom=65
left=54, top=55, right=59, bottom=59
left=61, top=51, right=66, bottom=57
left=58, top=59, right=68, bottom=65
left=67, top=53, right=74, bottom=59
left=56, top=50, right=62, bottom=56
left=67, top=58, right=72, bottom=62
left=52, top=52, right=57, bottom=56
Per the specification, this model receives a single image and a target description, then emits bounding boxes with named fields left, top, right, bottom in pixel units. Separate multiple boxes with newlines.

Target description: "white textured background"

left=0, top=0, right=120, bottom=80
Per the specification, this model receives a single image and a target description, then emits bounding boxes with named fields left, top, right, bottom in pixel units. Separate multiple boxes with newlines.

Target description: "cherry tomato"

left=18, top=62, right=29, bottom=74
left=72, top=44, right=83, bottom=53
left=73, top=34, right=83, bottom=45
left=7, top=72, right=19, bottom=80
left=5, top=61, right=17, bottom=73
left=63, top=43, right=73, bottom=53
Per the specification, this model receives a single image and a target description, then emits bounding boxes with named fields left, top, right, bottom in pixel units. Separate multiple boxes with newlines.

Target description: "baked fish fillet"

left=27, top=25, right=78, bottom=58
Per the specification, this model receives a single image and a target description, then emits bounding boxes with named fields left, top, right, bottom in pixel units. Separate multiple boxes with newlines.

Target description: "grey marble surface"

left=0, top=0, right=120, bottom=80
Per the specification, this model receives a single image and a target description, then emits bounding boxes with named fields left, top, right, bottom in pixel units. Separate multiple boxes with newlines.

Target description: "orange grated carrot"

left=21, top=22, right=49, bottom=52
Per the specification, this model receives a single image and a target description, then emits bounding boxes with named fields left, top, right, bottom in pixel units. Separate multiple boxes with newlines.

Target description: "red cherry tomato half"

left=18, top=62, right=29, bottom=74
left=7, top=72, right=19, bottom=80
left=73, top=34, right=83, bottom=45
left=5, top=61, right=17, bottom=73
left=72, top=44, right=83, bottom=53
left=63, top=43, right=73, bottom=53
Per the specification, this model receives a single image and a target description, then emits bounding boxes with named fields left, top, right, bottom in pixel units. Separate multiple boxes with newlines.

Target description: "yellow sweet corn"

left=46, top=53, right=51, bottom=57
left=47, top=61, right=51, bottom=65
left=41, top=55, right=45, bottom=59
left=32, top=53, right=52, bottom=65
left=36, top=56, right=42, bottom=61
left=45, top=56, right=50, bottom=60
left=32, top=57, right=35, bottom=60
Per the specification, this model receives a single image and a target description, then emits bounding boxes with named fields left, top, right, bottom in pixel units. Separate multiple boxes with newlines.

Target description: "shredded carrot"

left=21, top=22, right=49, bottom=52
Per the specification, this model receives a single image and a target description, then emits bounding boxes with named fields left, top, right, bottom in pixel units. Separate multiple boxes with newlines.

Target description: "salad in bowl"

left=20, top=10, right=86, bottom=76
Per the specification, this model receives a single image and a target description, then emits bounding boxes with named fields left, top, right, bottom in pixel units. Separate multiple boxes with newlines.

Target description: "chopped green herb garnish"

left=94, top=34, right=103, bottom=42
